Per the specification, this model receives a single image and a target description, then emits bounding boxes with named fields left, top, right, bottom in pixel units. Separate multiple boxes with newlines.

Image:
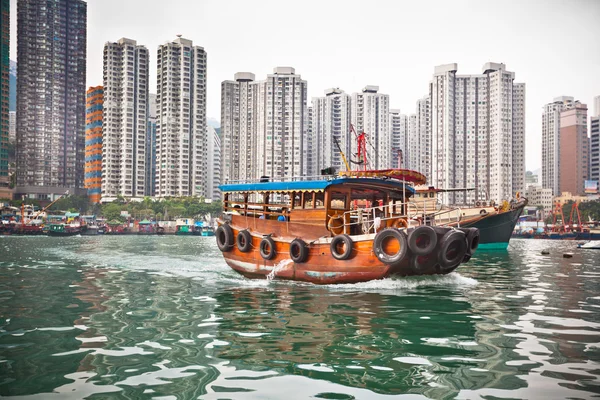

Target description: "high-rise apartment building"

left=429, top=63, right=525, bottom=204
left=84, top=87, right=103, bottom=204
left=559, top=102, right=588, bottom=195
left=8, top=110, right=15, bottom=143
left=413, top=97, right=431, bottom=180
left=254, top=67, right=307, bottom=179
left=312, top=88, right=352, bottom=173
left=542, top=96, right=575, bottom=195
left=591, top=116, right=599, bottom=183
left=594, top=95, right=600, bottom=118
left=351, top=86, right=390, bottom=170
left=145, top=93, right=157, bottom=196
left=306, top=106, right=314, bottom=176
left=16, top=0, right=87, bottom=200
left=220, top=72, right=256, bottom=183
left=0, top=0, right=8, bottom=188
left=156, top=37, right=207, bottom=197
left=206, top=125, right=221, bottom=200
left=102, top=38, right=149, bottom=200
left=389, top=110, right=410, bottom=169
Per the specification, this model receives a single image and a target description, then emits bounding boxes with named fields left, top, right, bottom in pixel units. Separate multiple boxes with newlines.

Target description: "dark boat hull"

left=48, top=230, right=81, bottom=237
left=459, top=202, right=526, bottom=250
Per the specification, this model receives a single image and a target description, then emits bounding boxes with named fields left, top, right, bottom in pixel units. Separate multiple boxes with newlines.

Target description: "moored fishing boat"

left=413, top=186, right=527, bottom=250
left=215, top=169, right=479, bottom=284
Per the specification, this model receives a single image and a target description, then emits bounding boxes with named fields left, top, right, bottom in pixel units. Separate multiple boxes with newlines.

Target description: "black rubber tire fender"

left=409, top=253, right=439, bottom=274
left=290, top=238, right=309, bottom=263
left=259, top=237, right=276, bottom=260
left=216, top=224, right=234, bottom=252
left=330, top=234, right=353, bottom=260
left=438, top=230, right=468, bottom=270
left=237, top=230, right=253, bottom=253
left=459, top=227, right=480, bottom=255
left=373, top=228, right=408, bottom=265
left=407, top=225, right=438, bottom=256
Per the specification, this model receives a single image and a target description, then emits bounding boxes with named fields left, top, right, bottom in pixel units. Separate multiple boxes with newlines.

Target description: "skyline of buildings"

left=15, top=0, right=87, bottom=199
left=2, top=0, right=599, bottom=210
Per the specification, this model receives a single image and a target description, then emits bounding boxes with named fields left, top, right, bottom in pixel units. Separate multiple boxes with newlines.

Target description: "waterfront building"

left=312, top=88, right=352, bottom=174
left=591, top=116, right=599, bottom=183
left=145, top=93, right=157, bottom=196
left=351, top=86, right=390, bottom=170
left=0, top=0, right=8, bottom=189
left=156, top=37, right=207, bottom=197
left=525, top=185, right=553, bottom=216
left=16, top=0, right=87, bottom=200
left=84, top=86, right=103, bottom=204
left=254, top=67, right=307, bottom=179
left=206, top=125, right=221, bottom=200
left=542, top=96, right=576, bottom=196
left=414, top=96, right=431, bottom=181
left=389, top=110, right=410, bottom=169
left=559, top=102, right=588, bottom=195
left=220, top=72, right=256, bottom=183
left=429, top=63, right=525, bottom=204
left=101, top=38, right=149, bottom=200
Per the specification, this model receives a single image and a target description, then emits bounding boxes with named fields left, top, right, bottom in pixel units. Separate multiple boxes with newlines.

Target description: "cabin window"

left=304, top=192, right=325, bottom=209
left=330, top=191, right=347, bottom=210
left=293, top=193, right=302, bottom=208
left=429, top=192, right=435, bottom=198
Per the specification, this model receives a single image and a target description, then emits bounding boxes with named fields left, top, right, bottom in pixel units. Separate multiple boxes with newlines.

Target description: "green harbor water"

left=0, top=236, right=599, bottom=399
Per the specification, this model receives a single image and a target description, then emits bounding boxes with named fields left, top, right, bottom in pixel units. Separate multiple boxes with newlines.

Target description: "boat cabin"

left=220, top=173, right=422, bottom=240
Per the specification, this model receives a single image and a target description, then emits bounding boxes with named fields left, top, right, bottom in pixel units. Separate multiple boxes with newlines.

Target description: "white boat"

left=578, top=241, right=600, bottom=249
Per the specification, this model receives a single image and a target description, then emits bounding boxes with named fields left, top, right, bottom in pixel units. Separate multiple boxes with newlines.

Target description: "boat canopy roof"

left=220, top=176, right=415, bottom=195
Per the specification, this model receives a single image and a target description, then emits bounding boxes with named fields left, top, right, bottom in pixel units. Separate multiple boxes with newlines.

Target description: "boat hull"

left=48, top=230, right=81, bottom=237
left=459, top=202, right=526, bottom=250
left=217, top=222, right=469, bottom=284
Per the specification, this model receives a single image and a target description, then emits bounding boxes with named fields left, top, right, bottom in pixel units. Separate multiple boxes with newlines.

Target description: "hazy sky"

left=9, top=0, right=600, bottom=171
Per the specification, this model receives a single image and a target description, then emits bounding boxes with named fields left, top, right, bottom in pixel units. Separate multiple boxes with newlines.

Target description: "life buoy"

left=373, top=228, right=408, bottom=265
left=475, top=201, right=482, bottom=207
left=216, top=224, right=234, bottom=252
left=237, top=230, right=252, bottom=253
left=290, top=238, right=309, bottom=263
left=330, top=234, right=353, bottom=260
left=409, top=253, right=438, bottom=274
left=392, top=218, right=409, bottom=229
left=459, top=227, right=480, bottom=255
left=327, top=214, right=345, bottom=235
left=407, top=226, right=438, bottom=256
left=259, top=237, right=276, bottom=260
left=438, top=230, right=467, bottom=270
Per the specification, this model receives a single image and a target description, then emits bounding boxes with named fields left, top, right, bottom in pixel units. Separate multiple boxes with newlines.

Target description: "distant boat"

left=47, top=223, right=81, bottom=237
left=578, top=241, right=600, bottom=249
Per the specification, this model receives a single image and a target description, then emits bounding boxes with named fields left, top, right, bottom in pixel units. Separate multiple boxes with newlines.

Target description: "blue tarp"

left=219, top=178, right=415, bottom=194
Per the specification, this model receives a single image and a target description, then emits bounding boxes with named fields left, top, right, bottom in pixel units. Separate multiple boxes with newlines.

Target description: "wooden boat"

left=413, top=186, right=527, bottom=250
left=215, top=169, right=479, bottom=284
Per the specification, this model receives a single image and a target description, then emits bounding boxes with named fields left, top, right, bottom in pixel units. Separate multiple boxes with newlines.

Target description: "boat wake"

left=325, top=272, right=478, bottom=292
